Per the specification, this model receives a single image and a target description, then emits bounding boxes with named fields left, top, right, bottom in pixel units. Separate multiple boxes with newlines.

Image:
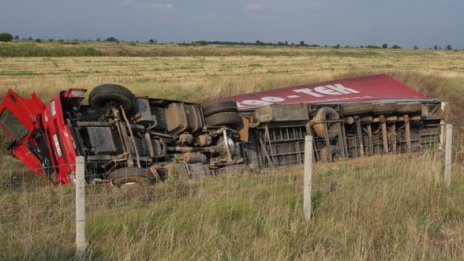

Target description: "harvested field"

left=1, top=43, right=464, bottom=260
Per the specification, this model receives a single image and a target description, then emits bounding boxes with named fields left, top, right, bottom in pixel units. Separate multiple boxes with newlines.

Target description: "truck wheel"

left=89, top=84, right=136, bottom=115
left=312, top=107, right=340, bottom=139
left=108, top=167, right=157, bottom=188
left=205, top=111, right=242, bottom=128
left=202, top=100, right=238, bottom=117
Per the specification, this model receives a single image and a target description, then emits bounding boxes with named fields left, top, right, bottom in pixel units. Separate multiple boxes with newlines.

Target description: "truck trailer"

left=0, top=74, right=443, bottom=187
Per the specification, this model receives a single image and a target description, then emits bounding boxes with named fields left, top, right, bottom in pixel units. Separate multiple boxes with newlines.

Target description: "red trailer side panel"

left=228, top=74, right=429, bottom=109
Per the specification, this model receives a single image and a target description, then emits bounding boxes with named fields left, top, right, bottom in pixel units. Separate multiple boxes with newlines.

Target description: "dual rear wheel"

left=202, top=100, right=242, bottom=129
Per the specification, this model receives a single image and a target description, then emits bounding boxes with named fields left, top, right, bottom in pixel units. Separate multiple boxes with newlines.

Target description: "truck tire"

left=205, top=111, right=242, bottom=128
left=312, top=107, right=340, bottom=139
left=202, top=100, right=238, bottom=117
left=187, top=163, right=212, bottom=179
left=89, top=84, right=136, bottom=115
left=108, top=167, right=157, bottom=188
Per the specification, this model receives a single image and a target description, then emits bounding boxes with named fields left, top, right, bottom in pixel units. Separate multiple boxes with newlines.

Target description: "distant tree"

left=149, top=39, right=155, bottom=44
left=446, top=44, right=452, bottom=50
left=382, top=43, right=388, bottom=48
left=48, top=38, right=54, bottom=42
left=299, top=40, right=305, bottom=46
left=366, top=45, right=381, bottom=49
left=334, top=44, right=340, bottom=49
left=360, top=45, right=364, bottom=48
left=96, top=38, right=101, bottom=42
left=196, top=40, right=208, bottom=45
left=414, top=45, right=419, bottom=50
left=433, top=45, right=438, bottom=50
left=105, top=37, right=118, bottom=42
left=284, top=41, right=288, bottom=46
left=391, top=44, right=401, bottom=49
left=35, top=38, right=41, bottom=42
left=14, top=35, right=19, bottom=40
left=0, top=32, right=13, bottom=42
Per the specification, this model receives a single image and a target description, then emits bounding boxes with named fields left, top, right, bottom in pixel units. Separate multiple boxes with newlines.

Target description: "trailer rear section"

left=240, top=100, right=442, bottom=169
left=231, top=74, right=443, bottom=168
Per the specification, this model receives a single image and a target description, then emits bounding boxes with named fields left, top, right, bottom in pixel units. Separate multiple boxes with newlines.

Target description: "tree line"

left=0, top=32, right=457, bottom=51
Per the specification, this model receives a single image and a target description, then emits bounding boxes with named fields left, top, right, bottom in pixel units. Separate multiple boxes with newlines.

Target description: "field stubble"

left=1, top=45, right=464, bottom=260
left=1, top=46, right=463, bottom=102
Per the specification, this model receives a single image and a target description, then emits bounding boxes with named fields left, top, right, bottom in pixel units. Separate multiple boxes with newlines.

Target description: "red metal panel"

left=0, top=89, right=44, bottom=135
left=12, top=144, right=45, bottom=175
left=41, top=96, right=77, bottom=185
left=227, top=74, right=429, bottom=109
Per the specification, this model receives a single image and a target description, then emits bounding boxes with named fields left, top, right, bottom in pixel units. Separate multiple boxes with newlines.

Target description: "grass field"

left=1, top=43, right=464, bottom=260
left=1, top=43, right=463, bottom=100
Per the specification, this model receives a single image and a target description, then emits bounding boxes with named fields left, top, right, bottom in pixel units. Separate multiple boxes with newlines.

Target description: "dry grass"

left=1, top=154, right=464, bottom=260
left=1, top=45, right=463, bottom=102
left=1, top=43, right=464, bottom=260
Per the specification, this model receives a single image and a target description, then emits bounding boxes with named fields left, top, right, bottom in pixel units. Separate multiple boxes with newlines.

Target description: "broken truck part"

left=0, top=74, right=443, bottom=187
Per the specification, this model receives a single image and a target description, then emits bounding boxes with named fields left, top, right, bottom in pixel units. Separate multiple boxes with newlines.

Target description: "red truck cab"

left=0, top=88, right=86, bottom=185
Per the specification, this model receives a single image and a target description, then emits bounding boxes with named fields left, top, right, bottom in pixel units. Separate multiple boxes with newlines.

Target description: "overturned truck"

left=0, top=74, right=443, bottom=186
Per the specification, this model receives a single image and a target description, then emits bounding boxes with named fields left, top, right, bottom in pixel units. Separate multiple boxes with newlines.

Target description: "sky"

left=1, top=0, right=463, bottom=49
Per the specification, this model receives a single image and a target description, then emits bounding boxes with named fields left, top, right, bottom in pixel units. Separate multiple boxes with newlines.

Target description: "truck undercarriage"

left=0, top=75, right=443, bottom=187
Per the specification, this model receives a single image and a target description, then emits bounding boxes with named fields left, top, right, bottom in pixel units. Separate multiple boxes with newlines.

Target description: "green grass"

left=0, top=42, right=103, bottom=57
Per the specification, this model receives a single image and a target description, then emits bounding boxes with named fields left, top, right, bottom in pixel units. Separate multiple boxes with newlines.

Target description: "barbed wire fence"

left=0, top=123, right=463, bottom=259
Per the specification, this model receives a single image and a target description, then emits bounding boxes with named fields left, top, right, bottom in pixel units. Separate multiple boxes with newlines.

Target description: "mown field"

left=1, top=43, right=464, bottom=260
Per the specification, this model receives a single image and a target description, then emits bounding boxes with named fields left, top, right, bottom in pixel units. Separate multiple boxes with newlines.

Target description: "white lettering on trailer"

left=241, top=100, right=272, bottom=106
left=293, top=84, right=359, bottom=97
left=314, top=86, right=341, bottom=95
left=240, top=96, right=285, bottom=107
left=237, top=83, right=360, bottom=108
left=293, top=88, right=323, bottom=97
left=261, top=96, right=285, bottom=103
left=327, top=84, right=359, bottom=94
